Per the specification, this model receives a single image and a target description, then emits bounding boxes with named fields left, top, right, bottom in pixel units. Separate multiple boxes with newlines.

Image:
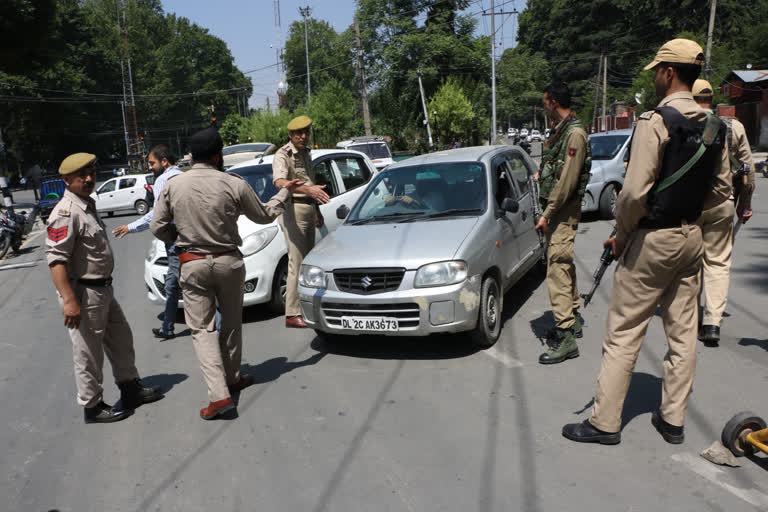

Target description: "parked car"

left=297, top=145, right=545, bottom=348
left=91, top=174, right=154, bottom=216
left=519, top=128, right=529, bottom=139
left=144, top=149, right=379, bottom=311
left=222, top=143, right=275, bottom=170
left=337, top=136, right=394, bottom=170
left=38, top=177, right=66, bottom=222
left=583, top=128, right=633, bottom=218
left=529, top=129, right=542, bottom=142
left=544, top=128, right=551, bottom=139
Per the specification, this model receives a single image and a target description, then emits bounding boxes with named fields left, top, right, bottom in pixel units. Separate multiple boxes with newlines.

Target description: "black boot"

left=84, top=401, right=131, bottom=424
left=652, top=410, right=684, bottom=444
left=562, top=419, right=621, bottom=445
left=698, top=325, right=720, bottom=346
left=118, top=378, right=164, bottom=410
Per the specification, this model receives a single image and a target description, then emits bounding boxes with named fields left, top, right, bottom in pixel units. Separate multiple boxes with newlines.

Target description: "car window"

left=99, top=180, right=116, bottom=193
left=493, top=159, right=516, bottom=205
left=590, top=134, right=629, bottom=160
left=312, top=160, right=340, bottom=198
left=228, top=164, right=279, bottom=202
left=332, top=156, right=371, bottom=191
left=119, top=178, right=137, bottom=190
left=504, top=153, right=530, bottom=196
left=145, top=175, right=155, bottom=185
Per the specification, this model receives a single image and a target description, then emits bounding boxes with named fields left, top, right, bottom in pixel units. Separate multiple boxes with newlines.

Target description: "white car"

left=519, top=128, right=529, bottom=139
left=529, top=129, right=542, bottom=142
left=92, top=174, right=153, bottom=216
left=144, top=149, right=379, bottom=311
left=336, top=136, right=394, bottom=170
left=222, top=143, right=275, bottom=170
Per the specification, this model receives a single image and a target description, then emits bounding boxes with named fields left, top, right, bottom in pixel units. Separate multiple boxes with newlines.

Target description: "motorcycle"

left=0, top=203, right=40, bottom=258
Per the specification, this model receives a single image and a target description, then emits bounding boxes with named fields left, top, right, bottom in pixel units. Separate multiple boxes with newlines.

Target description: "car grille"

left=153, top=278, right=166, bottom=298
left=322, top=302, right=420, bottom=329
left=333, top=268, right=405, bottom=295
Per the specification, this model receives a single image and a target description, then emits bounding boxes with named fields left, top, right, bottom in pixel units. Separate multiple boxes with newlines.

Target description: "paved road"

left=1, top=183, right=767, bottom=511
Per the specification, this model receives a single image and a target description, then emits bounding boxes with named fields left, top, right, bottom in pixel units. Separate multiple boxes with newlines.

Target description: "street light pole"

left=299, top=6, right=312, bottom=101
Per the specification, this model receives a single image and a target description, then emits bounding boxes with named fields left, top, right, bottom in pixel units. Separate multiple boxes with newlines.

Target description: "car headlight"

left=299, top=265, right=327, bottom=289
left=146, top=242, right=157, bottom=262
left=240, top=226, right=278, bottom=257
left=414, top=261, right=468, bottom=288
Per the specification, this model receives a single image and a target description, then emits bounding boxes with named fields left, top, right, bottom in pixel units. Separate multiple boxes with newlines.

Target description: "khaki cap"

left=692, top=79, right=714, bottom=96
left=644, top=38, right=705, bottom=70
left=59, top=153, right=96, bottom=175
left=287, top=115, right=312, bottom=131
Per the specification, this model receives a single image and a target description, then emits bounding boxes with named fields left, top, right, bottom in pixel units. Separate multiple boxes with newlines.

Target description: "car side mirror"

left=500, top=197, right=519, bottom=213
left=336, top=205, right=350, bottom=219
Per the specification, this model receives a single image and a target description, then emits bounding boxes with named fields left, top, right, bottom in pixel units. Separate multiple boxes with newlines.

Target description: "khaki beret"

left=287, top=115, right=312, bottom=131
left=59, top=153, right=96, bottom=175
left=692, top=79, right=714, bottom=97
left=644, top=38, right=705, bottom=70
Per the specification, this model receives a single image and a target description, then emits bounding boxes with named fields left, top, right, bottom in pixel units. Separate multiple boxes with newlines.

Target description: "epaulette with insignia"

left=639, top=111, right=654, bottom=120
left=229, top=173, right=244, bottom=180
left=58, top=209, right=71, bottom=217
left=280, top=144, right=292, bottom=155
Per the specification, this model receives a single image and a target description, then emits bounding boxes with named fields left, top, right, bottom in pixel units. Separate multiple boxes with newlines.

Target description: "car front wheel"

left=599, top=183, right=618, bottom=219
left=135, top=199, right=149, bottom=216
left=267, top=258, right=288, bottom=313
left=471, top=275, right=502, bottom=348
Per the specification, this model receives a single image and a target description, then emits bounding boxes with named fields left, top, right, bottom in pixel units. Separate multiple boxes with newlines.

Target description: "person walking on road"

left=46, top=153, right=163, bottom=424
left=535, top=81, right=591, bottom=365
left=691, top=79, right=756, bottom=346
left=272, top=115, right=329, bottom=328
left=562, top=39, right=732, bottom=446
left=113, top=144, right=183, bottom=340
left=151, top=128, right=302, bottom=420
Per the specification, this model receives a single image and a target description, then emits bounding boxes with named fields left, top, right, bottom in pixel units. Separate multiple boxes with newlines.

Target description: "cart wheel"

left=721, top=411, right=766, bottom=457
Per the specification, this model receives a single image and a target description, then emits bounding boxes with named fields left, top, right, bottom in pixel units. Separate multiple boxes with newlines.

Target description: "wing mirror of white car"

left=500, top=197, right=519, bottom=214
left=336, top=205, right=350, bottom=219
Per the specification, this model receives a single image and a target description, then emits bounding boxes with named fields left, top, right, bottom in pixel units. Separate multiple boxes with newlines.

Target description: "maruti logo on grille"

left=361, top=276, right=373, bottom=289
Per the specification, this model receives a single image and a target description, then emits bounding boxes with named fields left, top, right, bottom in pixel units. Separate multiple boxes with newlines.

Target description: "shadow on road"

left=620, top=372, right=662, bottom=429
left=240, top=352, right=326, bottom=386
left=738, top=337, right=768, bottom=352
left=140, top=372, right=188, bottom=394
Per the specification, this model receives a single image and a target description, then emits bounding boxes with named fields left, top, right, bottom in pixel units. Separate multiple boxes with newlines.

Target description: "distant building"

left=719, top=70, right=768, bottom=146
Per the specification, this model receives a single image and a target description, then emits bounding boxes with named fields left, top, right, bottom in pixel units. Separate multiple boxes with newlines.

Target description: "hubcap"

left=486, top=293, right=497, bottom=329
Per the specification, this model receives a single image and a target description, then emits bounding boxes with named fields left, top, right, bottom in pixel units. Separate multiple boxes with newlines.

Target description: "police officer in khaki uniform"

left=151, top=128, right=301, bottom=420
left=46, top=153, right=163, bottom=423
left=692, top=79, right=756, bottom=345
left=535, top=81, right=591, bottom=365
left=272, top=115, right=330, bottom=328
left=563, top=39, right=732, bottom=445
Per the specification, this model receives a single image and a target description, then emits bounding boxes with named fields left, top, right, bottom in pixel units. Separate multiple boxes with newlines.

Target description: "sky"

left=159, top=0, right=520, bottom=110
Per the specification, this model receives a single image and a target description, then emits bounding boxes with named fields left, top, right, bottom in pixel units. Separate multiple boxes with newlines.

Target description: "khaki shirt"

left=272, top=141, right=314, bottom=198
left=542, top=120, right=588, bottom=224
left=726, top=116, right=755, bottom=205
left=45, top=188, right=114, bottom=279
left=615, top=91, right=731, bottom=246
left=150, top=163, right=290, bottom=253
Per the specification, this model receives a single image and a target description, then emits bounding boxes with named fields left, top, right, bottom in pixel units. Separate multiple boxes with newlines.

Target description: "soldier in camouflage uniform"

left=536, top=81, right=591, bottom=365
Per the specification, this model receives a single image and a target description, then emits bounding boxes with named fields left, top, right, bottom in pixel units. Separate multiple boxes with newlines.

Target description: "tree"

left=427, top=78, right=474, bottom=145
left=299, top=79, right=362, bottom=148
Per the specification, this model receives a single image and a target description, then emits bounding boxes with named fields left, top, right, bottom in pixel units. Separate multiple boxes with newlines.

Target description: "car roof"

left=227, top=148, right=372, bottom=171
left=224, top=142, right=270, bottom=148
left=386, top=145, right=517, bottom=168
left=590, top=128, right=633, bottom=138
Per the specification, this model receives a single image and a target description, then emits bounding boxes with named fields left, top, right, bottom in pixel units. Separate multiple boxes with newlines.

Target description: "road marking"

left=485, top=345, right=524, bottom=368
left=0, top=261, right=39, bottom=271
left=671, top=453, right=768, bottom=508
left=21, top=229, right=45, bottom=248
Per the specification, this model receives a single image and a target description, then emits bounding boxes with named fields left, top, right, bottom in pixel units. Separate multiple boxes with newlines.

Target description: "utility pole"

left=490, top=0, right=497, bottom=144
left=704, top=0, right=717, bottom=79
left=117, top=0, right=140, bottom=168
left=120, top=101, right=130, bottom=160
left=592, top=55, right=603, bottom=131
left=354, top=16, right=372, bottom=136
left=602, top=55, right=608, bottom=132
left=299, top=6, right=312, bottom=101
left=417, top=70, right=433, bottom=148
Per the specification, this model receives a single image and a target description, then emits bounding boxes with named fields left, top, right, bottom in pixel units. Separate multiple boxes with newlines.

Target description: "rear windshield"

left=228, top=164, right=279, bottom=202
left=349, top=142, right=391, bottom=160
left=590, top=134, right=629, bottom=160
left=223, top=144, right=271, bottom=156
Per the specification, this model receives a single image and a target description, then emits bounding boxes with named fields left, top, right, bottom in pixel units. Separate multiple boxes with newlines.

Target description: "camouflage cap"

left=287, top=115, right=312, bottom=131
left=692, top=79, right=714, bottom=97
left=59, top=153, right=97, bottom=175
left=644, top=38, right=705, bottom=70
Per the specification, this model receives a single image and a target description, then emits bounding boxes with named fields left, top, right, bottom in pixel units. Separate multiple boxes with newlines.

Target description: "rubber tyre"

left=599, top=183, right=618, bottom=219
left=721, top=411, right=766, bottom=457
left=107, top=211, right=114, bottom=217
left=470, top=275, right=502, bottom=348
left=135, top=200, right=148, bottom=216
left=267, top=258, right=288, bottom=313
left=0, top=231, right=10, bottom=259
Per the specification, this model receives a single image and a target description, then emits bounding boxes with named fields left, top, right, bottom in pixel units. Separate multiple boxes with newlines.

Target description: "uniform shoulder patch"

left=280, top=144, right=292, bottom=155
left=47, top=225, right=68, bottom=242
left=639, top=111, right=654, bottom=120
left=568, top=147, right=577, bottom=157
left=58, top=209, right=71, bottom=217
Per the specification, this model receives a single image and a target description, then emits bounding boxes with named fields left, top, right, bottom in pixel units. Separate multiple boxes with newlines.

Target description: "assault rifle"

left=528, top=173, right=547, bottom=264
left=581, top=225, right=618, bottom=308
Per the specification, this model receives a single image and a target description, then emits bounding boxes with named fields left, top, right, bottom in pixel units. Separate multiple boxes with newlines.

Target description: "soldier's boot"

left=539, top=327, right=579, bottom=365
left=118, top=378, right=164, bottom=410
left=573, top=310, right=584, bottom=339
left=84, top=401, right=131, bottom=424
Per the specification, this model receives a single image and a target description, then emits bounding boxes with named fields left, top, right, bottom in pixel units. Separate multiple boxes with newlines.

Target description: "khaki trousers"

left=546, top=220, right=580, bottom=329
left=279, top=202, right=316, bottom=317
left=697, top=200, right=735, bottom=326
left=63, top=284, right=139, bottom=407
left=590, top=225, right=703, bottom=432
left=180, top=253, right=245, bottom=402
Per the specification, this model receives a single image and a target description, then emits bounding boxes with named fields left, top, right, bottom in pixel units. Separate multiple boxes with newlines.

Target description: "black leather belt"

left=293, top=197, right=315, bottom=204
left=637, top=218, right=692, bottom=229
left=78, top=277, right=113, bottom=287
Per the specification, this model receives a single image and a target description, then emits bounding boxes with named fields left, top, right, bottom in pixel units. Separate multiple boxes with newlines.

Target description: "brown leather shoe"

left=200, top=397, right=235, bottom=420
left=228, top=375, right=254, bottom=394
left=285, top=315, right=308, bottom=328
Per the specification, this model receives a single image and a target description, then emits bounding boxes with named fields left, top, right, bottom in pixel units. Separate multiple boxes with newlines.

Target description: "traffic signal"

left=210, top=104, right=216, bottom=127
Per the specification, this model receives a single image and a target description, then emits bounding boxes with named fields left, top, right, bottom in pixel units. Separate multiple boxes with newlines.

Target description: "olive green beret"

left=287, top=115, right=312, bottom=131
left=59, top=153, right=97, bottom=175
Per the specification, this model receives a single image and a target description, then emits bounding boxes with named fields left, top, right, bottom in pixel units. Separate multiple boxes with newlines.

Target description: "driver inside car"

left=385, top=177, right=446, bottom=210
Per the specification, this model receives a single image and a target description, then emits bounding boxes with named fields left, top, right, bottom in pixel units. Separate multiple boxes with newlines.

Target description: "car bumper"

left=298, top=273, right=482, bottom=336
left=581, top=182, right=601, bottom=212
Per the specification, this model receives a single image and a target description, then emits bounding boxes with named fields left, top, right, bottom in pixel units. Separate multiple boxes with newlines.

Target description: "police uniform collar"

left=63, top=188, right=94, bottom=211
left=189, top=162, right=221, bottom=172
left=285, top=141, right=309, bottom=155
left=658, top=91, right=695, bottom=106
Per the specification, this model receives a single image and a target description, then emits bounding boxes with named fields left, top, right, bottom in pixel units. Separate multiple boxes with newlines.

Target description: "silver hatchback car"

left=297, top=146, right=546, bottom=347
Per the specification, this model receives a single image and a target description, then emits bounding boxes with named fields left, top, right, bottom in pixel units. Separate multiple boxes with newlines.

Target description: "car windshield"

left=590, top=134, right=629, bottom=160
left=351, top=142, right=391, bottom=160
left=347, top=162, right=487, bottom=223
left=229, top=164, right=279, bottom=202
left=223, top=143, right=271, bottom=156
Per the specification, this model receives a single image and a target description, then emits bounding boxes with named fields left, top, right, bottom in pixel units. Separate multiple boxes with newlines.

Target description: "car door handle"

left=130, top=191, right=135, bottom=193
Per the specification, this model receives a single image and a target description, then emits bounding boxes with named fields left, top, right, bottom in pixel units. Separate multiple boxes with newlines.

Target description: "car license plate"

left=340, top=316, right=399, bottom=332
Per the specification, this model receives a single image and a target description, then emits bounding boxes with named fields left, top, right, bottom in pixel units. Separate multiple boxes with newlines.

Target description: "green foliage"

left=427, top=78, right=475, bottom=144
left=298, top=79, right=363, bottom=148
left=236, top=110, right=294, bottom=148
left=496, top=46, right=550, bottom=124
